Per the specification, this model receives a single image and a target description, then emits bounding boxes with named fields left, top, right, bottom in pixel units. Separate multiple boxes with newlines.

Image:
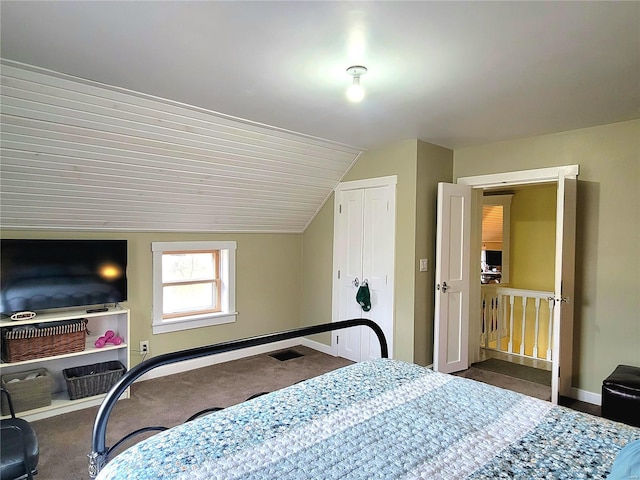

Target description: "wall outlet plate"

left=140, top=340, right=149, bottom=353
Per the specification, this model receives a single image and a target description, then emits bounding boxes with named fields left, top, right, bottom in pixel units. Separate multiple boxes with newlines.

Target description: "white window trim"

left=151, top=241, right=237, bottom=334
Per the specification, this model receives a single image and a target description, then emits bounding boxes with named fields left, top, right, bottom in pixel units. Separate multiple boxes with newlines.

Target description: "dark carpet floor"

left=29, top=348, right=599, bottom=479
left=31, top=345, right=352, bottom=480
left=453, top=364, right=552, bottom=401
left=472, top=358, right=552, bottom=386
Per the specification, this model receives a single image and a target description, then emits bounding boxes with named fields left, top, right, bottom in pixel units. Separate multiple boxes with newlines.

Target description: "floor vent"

left=269, top=349, right=304, bottom=361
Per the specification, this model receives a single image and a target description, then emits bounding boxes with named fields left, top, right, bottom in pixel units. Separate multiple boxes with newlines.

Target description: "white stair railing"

left=481, top=286, right=554, bottom=361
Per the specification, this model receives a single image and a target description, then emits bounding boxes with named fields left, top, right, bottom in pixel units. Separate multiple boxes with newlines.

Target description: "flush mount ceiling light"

left=346, top=65, right=367, bottom=102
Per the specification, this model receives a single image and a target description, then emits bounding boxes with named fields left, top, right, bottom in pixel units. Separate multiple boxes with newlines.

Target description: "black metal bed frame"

left=88, top=319, right=388, bottom=478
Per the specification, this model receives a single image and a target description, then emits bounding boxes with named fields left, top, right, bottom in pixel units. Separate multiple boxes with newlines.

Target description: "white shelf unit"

left=0, top=305, right=130, bottom=421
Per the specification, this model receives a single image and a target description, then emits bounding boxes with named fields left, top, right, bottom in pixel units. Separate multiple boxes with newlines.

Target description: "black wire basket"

left=63, top=361, right=126, bottom=400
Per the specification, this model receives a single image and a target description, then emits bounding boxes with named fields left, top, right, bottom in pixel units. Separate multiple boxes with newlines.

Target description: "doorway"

left=478, top=183, right=557, bottom=391
left=434, top=165, right=578, bottom=404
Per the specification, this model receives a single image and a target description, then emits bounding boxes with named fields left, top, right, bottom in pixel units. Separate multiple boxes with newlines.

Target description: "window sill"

left=152, top=312, right=237, bottom=334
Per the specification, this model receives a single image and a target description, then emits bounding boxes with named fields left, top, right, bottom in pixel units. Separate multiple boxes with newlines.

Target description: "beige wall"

left=7, top=120, right=635, bottom=396
left=301, top=140, right=418, bottom=361
left=301, top=139, right=453, bottom=364
left=455, top=119, right=640, bottom=393
left=415, top=141, right=454, bottom=365
left=300, top=196, right=335, bottom=345
left=343, top=140, right=419, bottom=363
left=1, top=230, right=302, bottom=366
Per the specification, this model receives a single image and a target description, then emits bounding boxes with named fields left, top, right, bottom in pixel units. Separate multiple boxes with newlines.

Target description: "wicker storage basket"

left=1, top=319, right=88, bottom=363
left=1, top=368, right=52, bottom=415
left=63, top=361, right=126, bottom=400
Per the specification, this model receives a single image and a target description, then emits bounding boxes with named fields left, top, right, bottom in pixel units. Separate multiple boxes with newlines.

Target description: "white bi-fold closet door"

left=332, top=176, right=396, bottom=362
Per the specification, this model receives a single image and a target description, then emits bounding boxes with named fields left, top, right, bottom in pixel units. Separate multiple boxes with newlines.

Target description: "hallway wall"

left=454, top=119, right=640, bottom=395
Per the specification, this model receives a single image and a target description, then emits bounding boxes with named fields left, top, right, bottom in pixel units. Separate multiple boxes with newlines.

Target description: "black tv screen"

left=485, top=250, right=502, bottom=267
left=0, top=239, right=127, bottom=315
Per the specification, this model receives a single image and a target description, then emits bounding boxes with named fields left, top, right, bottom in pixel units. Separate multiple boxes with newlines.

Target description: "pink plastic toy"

left=94, top=330, right=123, bottom=348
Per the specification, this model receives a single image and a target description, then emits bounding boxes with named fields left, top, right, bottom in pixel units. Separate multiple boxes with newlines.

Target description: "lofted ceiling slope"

left=0, top=62, right=362, bottom=232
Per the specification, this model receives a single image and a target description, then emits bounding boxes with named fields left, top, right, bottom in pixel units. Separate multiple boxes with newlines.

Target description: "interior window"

left=481, top=194, right=512, bottom=284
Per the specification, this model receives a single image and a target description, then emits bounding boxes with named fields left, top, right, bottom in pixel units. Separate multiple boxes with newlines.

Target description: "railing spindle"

left=546, top=298, right=554, bottom=361
left=533, top=297, right=541, bottom=358
left=508, top=295, right=515, bottom=353
left=519, top=296, right=527, bottom=356
left=481, top=298, right=487, bottom=347
left=481, top=286, right=554, bottom=364
left=501, top=294, right=507, bottom=351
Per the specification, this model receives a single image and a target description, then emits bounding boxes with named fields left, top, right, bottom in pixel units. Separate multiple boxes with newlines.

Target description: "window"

left=481, top=194, right=512, bottom=284
left=152, top=241, right=236, bottom=334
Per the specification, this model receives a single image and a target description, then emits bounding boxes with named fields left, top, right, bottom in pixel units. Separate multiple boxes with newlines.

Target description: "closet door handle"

left=353, top=277, right=360, bottom=287
left=437, top=281, right=449, bottom=293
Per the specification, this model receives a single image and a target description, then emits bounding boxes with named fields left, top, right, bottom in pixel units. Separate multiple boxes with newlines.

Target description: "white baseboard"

left=136, top=337, right=339, bottom=383
left=137, top=340, right=604, bottom=407
left=570, top=387, right=601, bottom=406
left=300, top=337, right=335, bottom=355
left=137, top=338, right=301, bottom=382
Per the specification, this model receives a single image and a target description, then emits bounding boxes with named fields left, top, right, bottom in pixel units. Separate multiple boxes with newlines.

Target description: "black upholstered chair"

left=0, top=387, right=39, bottom=480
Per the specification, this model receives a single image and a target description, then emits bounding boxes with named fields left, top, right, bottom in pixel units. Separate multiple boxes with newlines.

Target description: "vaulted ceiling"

left=1, top=1, right=639, bottom=232
left=0, top=62, right=361, bottom=232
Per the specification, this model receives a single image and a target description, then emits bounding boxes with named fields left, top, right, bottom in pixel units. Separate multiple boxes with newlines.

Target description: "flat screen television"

left=0, top=239, right=127, bottom=315
left=484, top=249, right=502, bottom=268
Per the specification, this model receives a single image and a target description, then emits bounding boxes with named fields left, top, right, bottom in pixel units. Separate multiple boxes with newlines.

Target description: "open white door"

left=551, top=174, right=577, bottom=404
left=433, top=182, right=472, bottom=373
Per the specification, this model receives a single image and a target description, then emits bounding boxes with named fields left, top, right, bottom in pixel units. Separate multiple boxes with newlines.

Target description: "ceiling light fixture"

left=346, top=65, right=367, bottom=102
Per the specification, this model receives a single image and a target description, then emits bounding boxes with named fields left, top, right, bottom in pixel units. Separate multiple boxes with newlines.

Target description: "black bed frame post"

left=88, top=319, right=387, bottom=478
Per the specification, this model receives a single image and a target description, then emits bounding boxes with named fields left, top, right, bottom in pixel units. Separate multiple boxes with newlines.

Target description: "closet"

left=332, top=176, right=396, bottom=362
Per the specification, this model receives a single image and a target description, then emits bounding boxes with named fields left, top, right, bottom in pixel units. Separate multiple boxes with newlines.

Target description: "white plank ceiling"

left=0, top=61, right=362, bottom=232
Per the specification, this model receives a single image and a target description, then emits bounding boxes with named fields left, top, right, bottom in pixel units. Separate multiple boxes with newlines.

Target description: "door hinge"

left=338, top=270, right=341, bottom=279
left=339, top=204, right=342, bottom=214
left=336, top=335, right=339, bottom=344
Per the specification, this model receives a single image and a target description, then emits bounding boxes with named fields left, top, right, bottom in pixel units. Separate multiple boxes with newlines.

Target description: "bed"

left=90, top=320, right=639, bottom=479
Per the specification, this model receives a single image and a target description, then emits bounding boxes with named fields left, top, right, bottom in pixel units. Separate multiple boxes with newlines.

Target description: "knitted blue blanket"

left=97, top=359, right=639, bottom=480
